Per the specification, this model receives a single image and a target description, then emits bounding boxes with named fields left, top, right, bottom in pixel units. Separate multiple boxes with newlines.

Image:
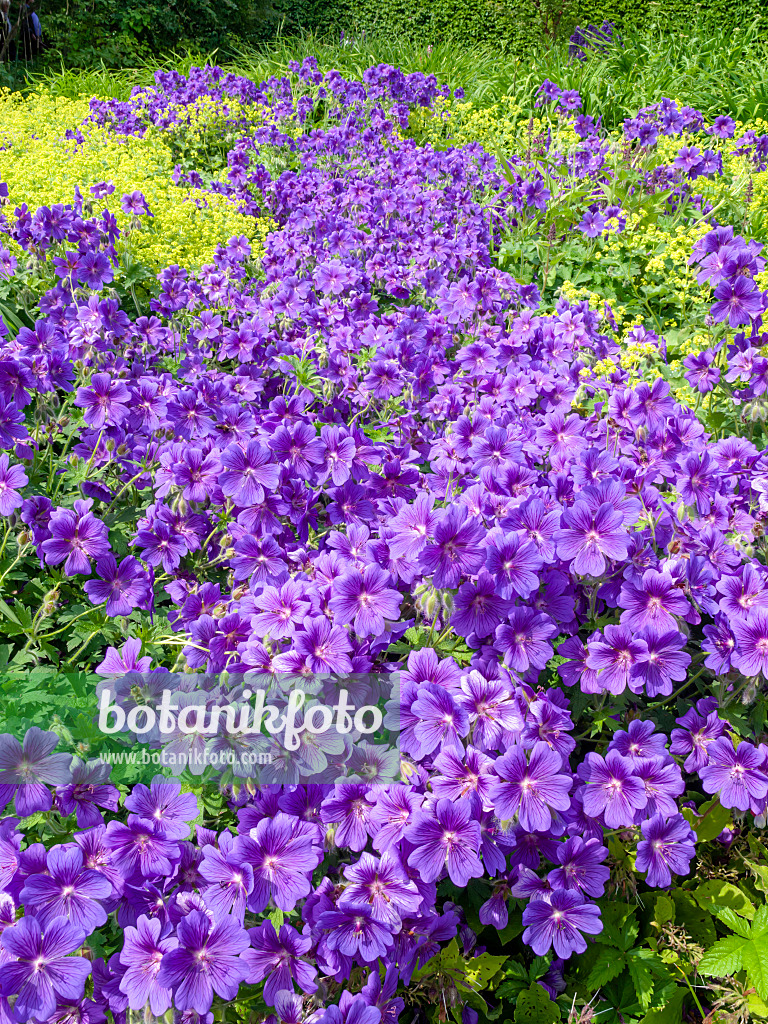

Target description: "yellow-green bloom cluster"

left=0, top=88, right=273, bottom=274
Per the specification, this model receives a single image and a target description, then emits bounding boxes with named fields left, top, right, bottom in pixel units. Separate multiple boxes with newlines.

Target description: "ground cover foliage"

left=0, top=42, right=766, bottom=1024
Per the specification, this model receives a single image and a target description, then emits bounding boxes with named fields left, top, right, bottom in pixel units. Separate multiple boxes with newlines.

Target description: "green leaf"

left=637, top=986, right=685, bottom=1024
left=742, top=936, right=768, bottom=1002
left=626, top=950, right=664, bottom=1012
left=268, top=907, right=284, bottom=930
left=652, top=895, right=675, bottom=928
left=586, top=949, right=626, bottom=990
left=595, top=902, right=639, bottom=951
left=753, top=905, right=768, bottom=938
left=672, top=891, right=717, bottom=947
left=462, top=952, right=508, bottom=990
left=512, top=983, right=559, bottom=1024
left=698, top=934, right=749, bottom=977
left=681, top=796, right=731, bottom=842
left=694, top=880, right=754, bottom=920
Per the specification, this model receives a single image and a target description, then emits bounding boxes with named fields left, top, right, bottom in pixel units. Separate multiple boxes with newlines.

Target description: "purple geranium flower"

left=419, top=505, right=486, bottom=588
left=635, top=813, right=697, bottom=887
left=522, top=890, right=602, bottom=959
left=577, top=750, right=648, bottom=827
left=699, top=738, right=768, bottom=811
left=118, top=915, right=177, bottom=1016
left=489, top=742, right=572, bottom=832
left=405, top=798, right=483, bottom=887
left=157, top=910, right=249, bottom=1015
left=0, top=727, right=73, bottom=817
left=243, top=921, right=317, bottom=1005
left=0, top=455, right=27, bottom=516
left=42, top=500, right=111, bottom=577
left=0, top=916, right=91, bottom=1022
left=234, top=813, right=321, bottom=912
left=123, top=776, right=199, bottom=840
left=329, top=564, right=402, bottom=636
left=21, top=845, right=111, bottom=932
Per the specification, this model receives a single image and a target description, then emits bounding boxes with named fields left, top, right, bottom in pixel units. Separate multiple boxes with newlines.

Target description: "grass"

left=14, top=15, right=768, bottom=130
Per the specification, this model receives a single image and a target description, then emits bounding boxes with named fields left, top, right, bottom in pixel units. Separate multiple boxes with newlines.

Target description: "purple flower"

left=410, top=684, right=469, bottom=758
left=711, top=277, right=763, bottom=327
left=329, top=565, right=402, bottom=636
left=547, top=837, right=609, bottom=898
left=495, top=608, right=557, bottom=674
left=104, top=817, right=180, bottom=881
left=243, top=921, right=317, bottom=1005
left=635, top=813, right=696, bottom=886
left=83, top=554, right=149, bottom=617
left=732, top=611, right=768, bottom=677
left=0, top=727, right=73, bottom=817
left=234, top=813, right=321, bottom=912
left=42, top=500, right=111, bottom=577
left=699, top=738, right=768, bottom=812
left=0, top=455, right=27, bottom=516
left=522, top=890, right=602, bottom=959
left=220, top=440, right=279, bottom=507
left=555, top=500, right=628, bottom=577
left=451, top=570, right=511, bottom=638
left=670, top=702, right=727, bottom=772
left=0, top=916, right=91, bottom=1022
left=118, top=915, right=177, bottom=1016
left=405, top=798, right=483, bottom=887
left=683, top=350, right=720, bottom=393
left=339, top=851, right=421, bottom=926
left=284, top=616, right=353, bottom=674
left=489, top=742, right=572, bottom=832
left=123, top=776, right=199, bottom=840
left=484, top=529, right=542, bottom=599
left=55, top=758, right=119, bottom=828
left=419, top=505, right=486, bottom=588
left=619, top=569, right=691, bottom=632
left=629, top=629, right=691, bottom=698
left=317, top=903, right=397, bottom=962
left=585, top=625, right=645, bottom=695
left=157, top=910, right=249, bottom=1015
left=21, top=845, right=111, bottom=932
left=199, top=832, right=253, bottom=921
left=75, top=373, right=130, bottom=428
left=577, top=750, right=648, bottom=827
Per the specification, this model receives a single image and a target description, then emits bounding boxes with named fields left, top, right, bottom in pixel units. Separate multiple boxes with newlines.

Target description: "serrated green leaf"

left=753, top=905, right=768, bottom=938
left=653, top=894, right=675, bottom=928
left=595, top=902, right=639, bottom=951
left=710, top=905, right=753, bottom=938
left=743, top=936, right=768, bottom=1002
left=626, top=950, right=657, bottom=1012
left=268, top=907, right=284, bottom=930
left=698, top=934, right=749, bottom=977
left=587, top=949, right=626, bottom=990
left=637, top=986, right=685, bottom=1024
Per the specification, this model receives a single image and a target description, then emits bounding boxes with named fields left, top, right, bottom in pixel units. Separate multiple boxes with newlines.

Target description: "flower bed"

left=0, top=58, right=763, bottom=1023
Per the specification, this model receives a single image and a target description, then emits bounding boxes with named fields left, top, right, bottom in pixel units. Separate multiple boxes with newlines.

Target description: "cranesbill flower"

left=635, top=813, right=696, bottom=887
left=317, top=903, right=397, bottom=962
left=522, top=890, right=602, bottom=959
left=243, top=921, right=317, bottom=1005
left=683, top=350, right=720, bottom=393
left=489, top=742, right=572, bottom=832
left=670, top=702, right=727, bottom=772
left=405, top=798, right=483, bottom=887
left=419, top=505, right=486, bottom=588
left=235, top=813, right=321, bottom=912
left=75, top=373, right=130, bottom=428
left=585, top=625, right=645, bottom=695
left=702, top=615, right=737, bottom=674
left=629, top=630, right=691, bottom=698
left=251, top=580, right=311, bottom=640
left=484, top=529, right=542, bottom=599
left=84, top=554, right=149, bottom=617
left=285, top=616, right=353, bottom=675
left=731, top=611, right=768, bottom=678
left=699, top=737, right=768, bottom=811
left=55, top=757, right=119, bottom=828
left=118, top=915, right=177, bottom=1016
left=329, top=565, right=403, bottom=637
left=42, top=500, right=111, bottom=577
left=547, top=837, right=609, bottom=897
left=123, top=776, right=199, bottom=840
left=711, top=276, right=763, bottom=327
left=157, top=910, right=249, bottom=1015
left=0, top=455, right=27, bottom=517
left=555, top=500, right=628, bottom=577
left=619, top=569, right=691, bottom=632
left=0, top=727, right=73, bottom=817
left=199, top=832, right=253, bottom=921
left=410, top=684, right=469, bottom=757
left=20, top=845, right=111, bottom=932
left=609, top=720, right=668, bottom=762
left=0, top=916, right=91, bottom=1022
left=339, top=851, right=421, bottom=925
left=577, top=750, right=647, bottom=827
left=495, top=608, right=557, bottom=674
left=104, top=817, right=181, bottom=882
left=451, top=570, right=511, bottom=638
left=220, top=440, right=279, bottom=507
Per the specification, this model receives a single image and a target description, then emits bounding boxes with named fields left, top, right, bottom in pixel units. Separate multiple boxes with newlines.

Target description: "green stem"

left=37, top=605, right=106, bottom=641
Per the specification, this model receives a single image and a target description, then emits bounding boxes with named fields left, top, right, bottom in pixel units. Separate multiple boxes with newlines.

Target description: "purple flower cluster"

left=0, top=58, right=763, bottom=1019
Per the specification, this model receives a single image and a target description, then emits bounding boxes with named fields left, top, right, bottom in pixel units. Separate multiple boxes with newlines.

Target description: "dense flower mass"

left=0, top=55, right=763, bottom=1023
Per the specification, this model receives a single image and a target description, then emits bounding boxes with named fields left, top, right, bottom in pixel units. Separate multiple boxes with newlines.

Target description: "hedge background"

left=34, top=0, right=768, bottom=70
